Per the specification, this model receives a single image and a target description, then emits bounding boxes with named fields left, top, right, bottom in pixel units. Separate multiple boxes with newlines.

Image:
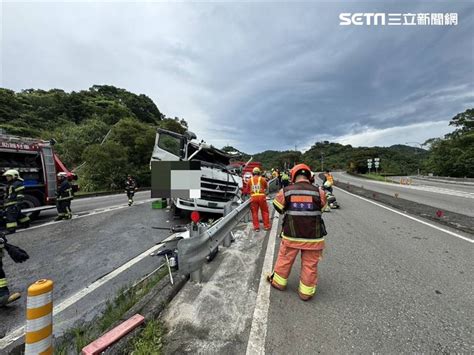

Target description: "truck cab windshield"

left=157, top=132, right=183, bottom=158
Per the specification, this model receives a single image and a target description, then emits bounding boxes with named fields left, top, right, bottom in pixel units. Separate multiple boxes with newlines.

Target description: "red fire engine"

left=0, top=131, right=77, bottom=218
left=228, top=161, right=263, bottom=196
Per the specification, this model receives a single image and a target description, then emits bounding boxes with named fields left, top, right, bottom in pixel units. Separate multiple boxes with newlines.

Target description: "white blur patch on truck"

left=150, top=128, right=242, bottom=215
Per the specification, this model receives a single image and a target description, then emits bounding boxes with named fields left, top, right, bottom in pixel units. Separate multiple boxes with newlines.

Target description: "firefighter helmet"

left=290, top=164, right=312, bottom=183
left=253, top=167, right=261, bottom=175
left=57, top=172, right=67, bottom=179
left=2, top=169, right=17, bottom=177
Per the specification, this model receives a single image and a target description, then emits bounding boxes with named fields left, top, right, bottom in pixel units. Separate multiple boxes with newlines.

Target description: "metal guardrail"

left=177, top=177, right=279, bottom=282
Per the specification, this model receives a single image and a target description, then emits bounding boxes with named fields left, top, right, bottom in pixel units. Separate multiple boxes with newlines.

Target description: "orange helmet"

left=290, top=163, right=312, bottom=183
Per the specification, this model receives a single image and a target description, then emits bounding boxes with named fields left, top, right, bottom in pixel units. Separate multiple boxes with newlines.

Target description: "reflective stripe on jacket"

left=273, top=180, right=326, bottom=244
left=249, top=176, right=268, bottom=197
left=4, top=179, right=24, bottom=207
left=57, top=180, right=73, bottom=201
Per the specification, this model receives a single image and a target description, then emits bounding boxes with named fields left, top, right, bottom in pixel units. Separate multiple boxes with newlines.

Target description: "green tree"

left=424, top=108, right=474, bottom=177
left=82, top=142, right=130, bottom=191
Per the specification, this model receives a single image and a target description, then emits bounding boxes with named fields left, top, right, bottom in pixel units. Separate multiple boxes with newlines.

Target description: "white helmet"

left=2, top=169, right=17, bottom=177
left=324, top=180, right=332, bottom=188
left=57, top=172, right=68, bottom=178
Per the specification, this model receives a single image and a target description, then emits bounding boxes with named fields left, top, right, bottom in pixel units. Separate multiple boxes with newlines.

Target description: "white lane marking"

left=15, top=199, right=155, bottom=233
left=73, top=190, right=150, bottom=203
left=0, top=241, right=164, bottom=349
left=336, top=172, right=474, bottom=199
left=246, top=214, right=280, bottom=355
left=336, top=187, right=474, bottom=244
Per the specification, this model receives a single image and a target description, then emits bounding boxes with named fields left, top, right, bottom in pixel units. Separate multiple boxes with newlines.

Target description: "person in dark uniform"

left=55, top=172, right=74, bottom=221
left=125, top=175, right=138, bottom=206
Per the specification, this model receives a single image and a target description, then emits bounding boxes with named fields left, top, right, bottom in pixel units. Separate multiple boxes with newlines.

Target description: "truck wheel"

left=20, top=195, right=41, bottom=219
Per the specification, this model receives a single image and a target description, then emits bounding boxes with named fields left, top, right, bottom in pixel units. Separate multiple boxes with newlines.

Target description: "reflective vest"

left=281, top=182, right=324, bottom=240
left=249, top=176, right=266, bottom=197
left=325, top=173, right=334, bottom=185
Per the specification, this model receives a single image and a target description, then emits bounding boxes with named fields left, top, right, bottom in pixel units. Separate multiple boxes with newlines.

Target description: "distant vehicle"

left=151, top=128, right=242, bottom=215
left=228, top=161, right=263, bottom=177
left=228, top=160, right=263, bottom=196
left=0, top=132, right=78, bottom=218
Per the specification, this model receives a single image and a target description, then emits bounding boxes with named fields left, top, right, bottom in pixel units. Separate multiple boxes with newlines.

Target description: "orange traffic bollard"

left=25, top=279, right=53, bottom=355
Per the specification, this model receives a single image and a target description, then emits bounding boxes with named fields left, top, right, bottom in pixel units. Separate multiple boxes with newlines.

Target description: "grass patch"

left=54, top=267, right=168, bottom=354
left=130, top=319, right=165, bottom=355
left=361, top=173, right=390, bottom=182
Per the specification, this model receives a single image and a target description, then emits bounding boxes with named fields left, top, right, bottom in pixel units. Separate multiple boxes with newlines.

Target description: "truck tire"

left=20, top=195, right=41, bottom=219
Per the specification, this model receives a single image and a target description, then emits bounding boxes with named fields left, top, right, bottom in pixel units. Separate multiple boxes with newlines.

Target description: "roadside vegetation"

left=55, top=267, right=167, bottom=354
left=359, top=173, right=391, bottom=182
left=1, top=86, right=472, bottom=182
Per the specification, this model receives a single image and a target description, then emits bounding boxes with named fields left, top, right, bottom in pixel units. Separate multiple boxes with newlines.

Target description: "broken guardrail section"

left=177, top=178, right=279, bottom=282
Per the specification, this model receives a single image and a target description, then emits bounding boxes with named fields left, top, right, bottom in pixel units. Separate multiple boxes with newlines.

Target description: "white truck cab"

left=151, top=128, right=242, bottom=215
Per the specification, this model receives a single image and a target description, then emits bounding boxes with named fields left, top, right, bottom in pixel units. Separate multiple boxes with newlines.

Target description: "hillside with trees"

left=0, top=85, right=188, bottom=190
left=1, top=85, right=472, bottom=190
left=223, top=109, right=473, bottom=178
left=423, top=109, right=473, bottom=177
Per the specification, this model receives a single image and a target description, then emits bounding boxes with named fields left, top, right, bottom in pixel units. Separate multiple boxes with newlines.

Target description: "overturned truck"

left=150, top=128, right=242, bottom=216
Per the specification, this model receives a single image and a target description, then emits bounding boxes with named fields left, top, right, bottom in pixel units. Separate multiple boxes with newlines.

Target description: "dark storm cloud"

left=1, top=1, right=473, bottom=153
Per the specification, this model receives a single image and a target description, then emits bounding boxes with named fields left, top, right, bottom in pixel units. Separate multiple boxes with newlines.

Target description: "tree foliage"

left=424, top=108, right=473, bottom=177
left=0, top=85, right=189, bottom=190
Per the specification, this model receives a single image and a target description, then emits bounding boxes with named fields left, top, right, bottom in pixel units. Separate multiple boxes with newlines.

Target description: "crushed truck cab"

left=151, top=128, right=242, bottom=215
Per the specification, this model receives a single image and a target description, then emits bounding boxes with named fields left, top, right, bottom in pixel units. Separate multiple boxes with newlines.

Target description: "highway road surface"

left=0, top=191, right=185, bottom=351
left=161, top=184, right=473, bottom=354
left=261, top=187, right=473, bottom=353
left=332, top=172, right=474, bottom=217
left=2, top=186, right=472, bottom=353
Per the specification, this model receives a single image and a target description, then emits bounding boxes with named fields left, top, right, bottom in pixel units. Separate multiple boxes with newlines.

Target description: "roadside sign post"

left=367, top=159, right=373, bottom=174
left=374, top=158, right=380, bottom=175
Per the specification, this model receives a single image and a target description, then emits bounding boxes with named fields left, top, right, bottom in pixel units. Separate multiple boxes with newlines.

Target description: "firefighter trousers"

left=57, top=200, right=72, bottom=219
left=4, top=205, right=19, bottom=232
left=271, top=241, right=323, bottom=300
left=250, top=195, right=270, bottom=230
left=126, top=191, right=135, bottom=204
left=0, top=255, right=9, bottom=299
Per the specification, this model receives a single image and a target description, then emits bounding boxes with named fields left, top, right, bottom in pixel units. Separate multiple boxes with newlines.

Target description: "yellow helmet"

left=253, top=167, right=261, bottom=175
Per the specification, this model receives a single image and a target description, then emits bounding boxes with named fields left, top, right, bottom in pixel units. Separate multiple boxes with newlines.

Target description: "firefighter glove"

left=5, top=243, right=30, bottom=263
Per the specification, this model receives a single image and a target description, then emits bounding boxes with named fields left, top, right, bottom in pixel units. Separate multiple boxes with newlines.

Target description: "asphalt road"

left=29, top=190, right=153, bottom=222
left=332, top=172, right=474, bottom=217
left=0, top=191, right=185, bottom=351
left=264, top=188, right=473, bottom=353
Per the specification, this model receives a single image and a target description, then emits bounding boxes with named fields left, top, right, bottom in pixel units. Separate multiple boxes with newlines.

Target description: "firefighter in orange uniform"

left=268, top=163, right=327, bottom=301
left=249, top=167, right=270, bottom=232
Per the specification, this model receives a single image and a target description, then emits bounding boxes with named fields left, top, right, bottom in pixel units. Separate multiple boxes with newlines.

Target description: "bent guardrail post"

left=186, top=223, right=207, bottom=283
left=223, top=202, right=239, bottom=247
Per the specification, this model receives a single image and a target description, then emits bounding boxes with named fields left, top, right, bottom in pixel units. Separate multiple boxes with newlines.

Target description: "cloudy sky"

left=1, top=1, right=473, bottom=153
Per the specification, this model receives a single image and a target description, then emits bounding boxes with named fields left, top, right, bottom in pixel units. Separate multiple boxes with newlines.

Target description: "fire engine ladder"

left=42, top=146, right=57, bottom=198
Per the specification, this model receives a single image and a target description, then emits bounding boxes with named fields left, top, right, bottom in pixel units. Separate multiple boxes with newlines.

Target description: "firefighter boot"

left=0, top=289, right=21, bottom=307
